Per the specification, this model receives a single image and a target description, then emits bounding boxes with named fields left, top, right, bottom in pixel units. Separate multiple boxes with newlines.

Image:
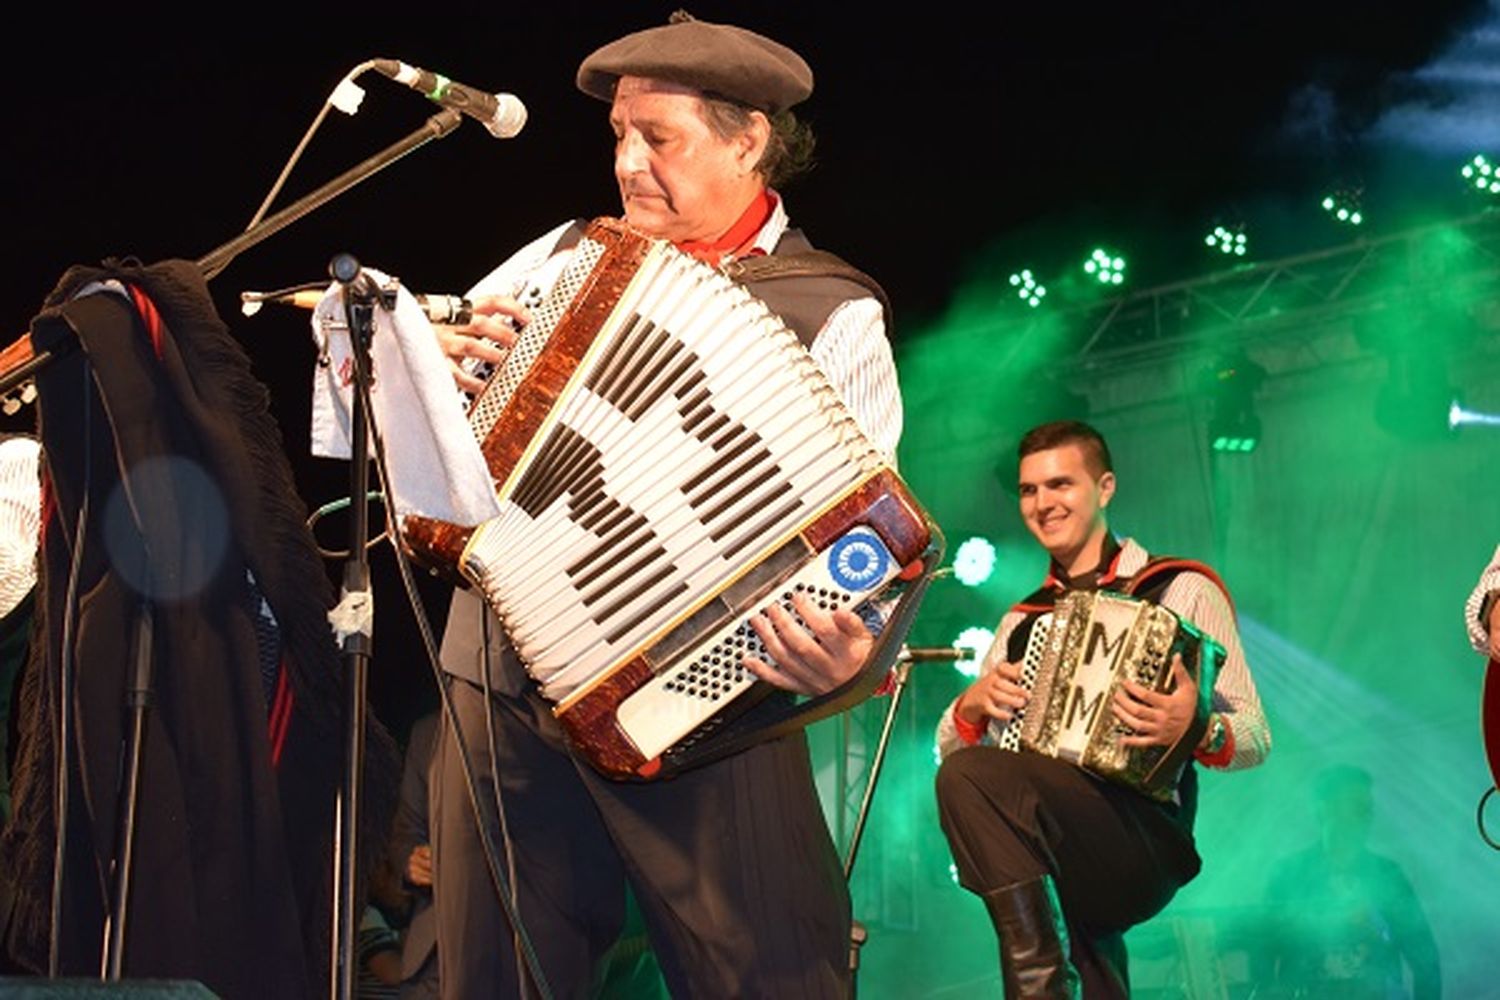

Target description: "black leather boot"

left=981, top=875, right=1082, bottom=999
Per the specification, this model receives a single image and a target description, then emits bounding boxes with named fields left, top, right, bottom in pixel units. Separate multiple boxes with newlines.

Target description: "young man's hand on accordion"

left=954, top=660, right=1030, bottom=726
left=951, top=651, right=1201, bottom=748
left=744, top=591, right=875, bottom=694
left=1113, top=653, right=1199, bottom=748
left=433, top=294, right=527, bottom=394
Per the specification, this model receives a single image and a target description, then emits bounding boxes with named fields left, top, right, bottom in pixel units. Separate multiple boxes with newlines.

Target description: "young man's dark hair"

left=1017, top=419, right=1113, bottom=478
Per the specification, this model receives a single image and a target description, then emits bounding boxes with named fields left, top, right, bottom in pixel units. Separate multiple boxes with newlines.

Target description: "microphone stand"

left=841, top=656, right=913, bottom=1000
left=199, top=109, right=461, bottom=280
left=319, top=257, right=553, bottom=1000
left=842, top=657, right=914, bottom=887
left=841, top=647, right=969, bottom=1000
left=327, top=255, right=381, bottom=1000
left=0, top=108, right=464, bottom=401
left=101, top=595, right=154, bottom=980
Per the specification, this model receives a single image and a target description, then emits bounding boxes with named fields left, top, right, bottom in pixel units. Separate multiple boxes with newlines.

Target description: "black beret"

left=577, top=10, right=813, bottom=115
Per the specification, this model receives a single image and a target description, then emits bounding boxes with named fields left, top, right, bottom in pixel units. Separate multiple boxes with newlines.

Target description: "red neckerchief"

left=675, top=189, right=776, bottom=266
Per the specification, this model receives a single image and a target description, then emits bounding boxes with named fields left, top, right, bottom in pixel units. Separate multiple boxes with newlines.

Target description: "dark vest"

left=728, top=228, right=893, bottom=345
left=549, top=219, right=893, bottom=348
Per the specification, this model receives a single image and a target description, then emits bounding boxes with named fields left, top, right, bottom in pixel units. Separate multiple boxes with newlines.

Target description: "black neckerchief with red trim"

left=1006, top=536, right=1122, bottom=660
left=1005, top=539, right=1231, bottom=662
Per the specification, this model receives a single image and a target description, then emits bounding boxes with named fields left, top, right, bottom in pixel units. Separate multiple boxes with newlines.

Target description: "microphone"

left=409, top=293, right=473, bottom=325
left=241, top=288, right=474, bottom=325
left=373, top=59, right=527, bottom=139
left=897, top=646, right=977, bottom=664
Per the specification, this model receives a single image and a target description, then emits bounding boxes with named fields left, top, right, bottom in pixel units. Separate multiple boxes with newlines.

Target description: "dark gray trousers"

left=935, top=747, right=1201, bottom=996
left=431, top=674, right=851, bottom=999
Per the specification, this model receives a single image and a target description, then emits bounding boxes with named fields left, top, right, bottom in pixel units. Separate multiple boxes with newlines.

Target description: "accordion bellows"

left=402, top=217, right=932, bottom=778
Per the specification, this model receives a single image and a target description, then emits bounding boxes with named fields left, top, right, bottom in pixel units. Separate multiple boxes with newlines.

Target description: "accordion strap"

left=1010, top=556, right=1232, bottom=612
left=1005, top=555, right=1234, bottom=680
left=726, top=230, right=895, bottom=338
left=1123, top=557, right=1231, bottom=778
left=1123, top=556, right=1235, bottom=615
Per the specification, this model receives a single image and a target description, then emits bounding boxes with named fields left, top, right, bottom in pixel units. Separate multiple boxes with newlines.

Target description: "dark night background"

left=3, top=3, right=1498, bottom=996
left=5, top=0, right=1493, bottom=741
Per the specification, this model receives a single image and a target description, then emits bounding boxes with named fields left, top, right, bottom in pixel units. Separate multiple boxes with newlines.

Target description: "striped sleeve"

left=457, top=219, right=582, bottom=391
left=809, top=297, right=903, bottom=465
left=810, top=294, right=905, bottom=644
left=1162, top=570, right=1271, bottom=770
left=465, top=219, right=581, bottom=300
left=935, top=609, right=1026, bottom=759
left=1466, top=544, right=1500, bottom=656
left=0, top=437, right=41, bottom=619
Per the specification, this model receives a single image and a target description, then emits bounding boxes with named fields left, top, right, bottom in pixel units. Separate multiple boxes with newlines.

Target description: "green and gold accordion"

left=997, top=590, right=1223, bottom=802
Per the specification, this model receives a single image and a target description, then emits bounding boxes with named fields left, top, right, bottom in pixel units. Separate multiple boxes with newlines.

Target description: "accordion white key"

left=993, top=590, right=1222, bottom=801
left=402, top=217, right=935, bottom=779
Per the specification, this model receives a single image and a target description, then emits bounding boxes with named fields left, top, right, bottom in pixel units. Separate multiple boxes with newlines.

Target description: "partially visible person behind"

left=0, top=433, right=39, bottom=823
left=388, top=710, right=438, bottom=1000
left=933, top=419, right=1270, bottom=998
left=357, top=900, right=404, bottom=1000
left=1464, top=543, right=1499, bottom=660
left=1260, top=763, right=1441, bottom=1000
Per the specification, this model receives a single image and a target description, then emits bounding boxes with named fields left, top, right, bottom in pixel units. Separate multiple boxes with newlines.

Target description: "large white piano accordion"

left=993, top=590, right=1222, bottom=801
left=402, top=217, right=937, bottom=779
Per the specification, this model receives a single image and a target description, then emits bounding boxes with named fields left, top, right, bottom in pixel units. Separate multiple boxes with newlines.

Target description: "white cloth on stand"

left=309, top=271, right=499, bottom=527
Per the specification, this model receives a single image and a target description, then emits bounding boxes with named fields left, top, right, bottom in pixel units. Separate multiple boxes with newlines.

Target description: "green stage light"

left=951, top=626, right=995, bottom=678
left=1460, top=154, right=1500, bottom=195
left=1211, top=435, right=1260, bottom=453
left=1321, top=191, right=1364, bottom=226
left=1450, top=397, right=1500, bottom=429
left=1205, top=224, right=1248, bottom=257
left=1007, top=268, right=1048, bottom=308
left=952, top=536, right=998, bottom=587
left=1204, top=350, right=1266, bottom=456
left=1083, top=248, right=1126, bottom=285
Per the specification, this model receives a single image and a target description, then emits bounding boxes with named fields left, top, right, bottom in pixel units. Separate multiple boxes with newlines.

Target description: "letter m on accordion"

left=401, top=217, right=938, bottom=779
left=1009, top=591, right=1223, bottom=801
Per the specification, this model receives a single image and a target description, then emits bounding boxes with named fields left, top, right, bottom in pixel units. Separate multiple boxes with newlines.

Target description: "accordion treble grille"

left=468, top=236, right=609, bottom=445
left=995, top=613, right=1053, bottom=752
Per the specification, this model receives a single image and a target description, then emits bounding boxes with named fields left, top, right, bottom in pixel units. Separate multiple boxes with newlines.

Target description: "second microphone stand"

left=841, top=645, right=971, bottom=1000
left=0, top=108, right=465, bottom=403
left=327, top=255, right=380, bottom=1000
left=841, top=656, right=913, bottom=1000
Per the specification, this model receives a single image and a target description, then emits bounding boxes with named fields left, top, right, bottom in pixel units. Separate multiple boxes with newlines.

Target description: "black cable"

left=218, top=61, right=382, bottom=281
left=352, top=318, right=553, bottom=1000
left=477, top=607, right=534, bottom=1000
left=1479, top=786, right=1499, bottom=851
left=306, top=492, right=389, bottom=559
left=48, top=360, right=93, bottom=975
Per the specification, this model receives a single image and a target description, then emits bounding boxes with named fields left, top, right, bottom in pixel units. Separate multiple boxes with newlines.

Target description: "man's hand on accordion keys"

left=955, top=660, right=1030, bottom=727
left=433, top=293, right=528, bottom=393
left=1113, top=653, right=1199, bottom=749
left=744, top=590, right=875, bottom=695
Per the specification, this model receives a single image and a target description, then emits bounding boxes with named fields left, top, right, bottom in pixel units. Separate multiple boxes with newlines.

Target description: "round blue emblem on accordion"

left=827, top=527, right=892, bottom=593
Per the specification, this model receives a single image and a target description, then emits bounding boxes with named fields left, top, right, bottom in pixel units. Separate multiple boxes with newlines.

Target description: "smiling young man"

left=423, top=12, right=902, bottom=1000
left=933, top=420, right=1270, bottom=998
